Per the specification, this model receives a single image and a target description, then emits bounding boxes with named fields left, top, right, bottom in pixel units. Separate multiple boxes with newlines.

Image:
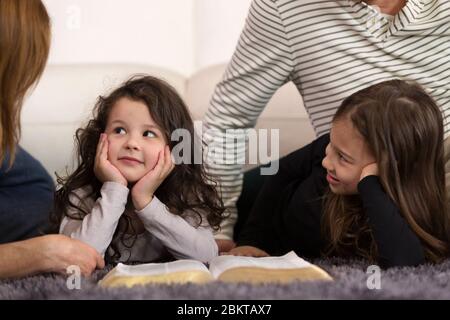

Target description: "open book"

left=99, top=251, right=333, bottom=288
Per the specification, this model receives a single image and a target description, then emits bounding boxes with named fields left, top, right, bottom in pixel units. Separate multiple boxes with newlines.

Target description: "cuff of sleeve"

left=214, top=225, right=234, bottom=241
left=357, top=175, right=381, bottom=193
left=213, top=233, right=233, bottom=241
left=213, top=208, right=237, bottom=241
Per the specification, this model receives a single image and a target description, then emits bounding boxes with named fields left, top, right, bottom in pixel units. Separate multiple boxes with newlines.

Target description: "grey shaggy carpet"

left=1, top=258, right=450, bottom=300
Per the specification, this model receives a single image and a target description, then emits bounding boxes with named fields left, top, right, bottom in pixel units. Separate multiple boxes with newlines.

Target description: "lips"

left=118, top=156, right=143, bottom=164
left=326, top=173, right=340, bottom=185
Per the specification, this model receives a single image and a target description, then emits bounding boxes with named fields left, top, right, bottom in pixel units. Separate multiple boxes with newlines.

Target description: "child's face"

left=105, top=97, right=167, bottom=183
left=322, top=117, right=375, bottom=195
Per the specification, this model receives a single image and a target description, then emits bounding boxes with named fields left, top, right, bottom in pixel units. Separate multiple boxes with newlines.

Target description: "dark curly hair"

left=52, top=75, right=225, bottom=262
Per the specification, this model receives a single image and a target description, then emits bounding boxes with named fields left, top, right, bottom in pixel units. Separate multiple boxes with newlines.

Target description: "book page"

left=209, top=251, right=310, bottom=278
left=112, top=260, right=208, bottom=276
left=99, top=260, right=212, bottom=287
left=209, top=251, right=332, bottom=283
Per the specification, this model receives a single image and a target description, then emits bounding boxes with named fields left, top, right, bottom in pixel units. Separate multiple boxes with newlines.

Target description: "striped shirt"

left=203, top=0, right=450, bottom=240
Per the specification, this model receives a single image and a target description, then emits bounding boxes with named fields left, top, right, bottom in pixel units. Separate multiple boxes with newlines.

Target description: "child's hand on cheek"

left=131, top=145, right=175, bottom=211
left=360, top=162, right=379, bottom=181
left=94, top=133, right=127, bottom=186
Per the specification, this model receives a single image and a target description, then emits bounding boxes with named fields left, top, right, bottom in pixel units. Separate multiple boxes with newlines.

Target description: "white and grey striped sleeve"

left=202, top=0, right=294, bottom=240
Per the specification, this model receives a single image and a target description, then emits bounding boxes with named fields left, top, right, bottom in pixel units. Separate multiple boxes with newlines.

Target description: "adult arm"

left=358, top=176, right=426, bottom=268
left=137, top=197, right=218, bottom=263
left=203, top=0, right=295, bottom=242
left=59, top=182, right=128, bottom=257
left=0, top=235, right=104, bottom=279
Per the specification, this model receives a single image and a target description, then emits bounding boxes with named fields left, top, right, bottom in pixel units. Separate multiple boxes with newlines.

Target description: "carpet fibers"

left=1, top=258, right=450, bottom=300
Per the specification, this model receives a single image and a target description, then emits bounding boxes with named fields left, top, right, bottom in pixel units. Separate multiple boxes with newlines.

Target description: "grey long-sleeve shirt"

left=60, top=182, right=218, bottom=263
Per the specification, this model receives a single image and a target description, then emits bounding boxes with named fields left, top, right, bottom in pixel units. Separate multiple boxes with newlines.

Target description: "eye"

left=143, top=130, right=156, bottom=138
left=338, top=153, right=348, bottom=163
left=114, top=127, right=126, bottom=135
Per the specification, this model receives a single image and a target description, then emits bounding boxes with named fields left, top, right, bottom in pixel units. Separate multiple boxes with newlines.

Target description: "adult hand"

left=132, top=145, right=174, bottom=211
left=360, top=162, right=379, bottom=181
left=216, top=239, right=236, bottom=254
left=94, top=133, right=127, bottom=186
left=223, top=245, right=269, bottom=257
left=39, top=235, right=105, bottom=277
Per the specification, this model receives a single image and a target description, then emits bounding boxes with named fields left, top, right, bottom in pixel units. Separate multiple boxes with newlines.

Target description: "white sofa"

left=20, top=63, right=316, bottom=180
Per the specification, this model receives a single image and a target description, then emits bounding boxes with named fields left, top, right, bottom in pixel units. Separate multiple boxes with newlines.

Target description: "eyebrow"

left=332, top=144, right=355, bottom=161
left=110, top=120, right=160, bottom=130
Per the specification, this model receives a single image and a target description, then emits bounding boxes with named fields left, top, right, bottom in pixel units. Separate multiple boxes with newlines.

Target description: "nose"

left=125, top=134, right=141, bottom=151
left=322, top=144, right=332, bottom=172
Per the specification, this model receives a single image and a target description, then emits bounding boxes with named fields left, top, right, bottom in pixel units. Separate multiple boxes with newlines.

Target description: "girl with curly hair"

left=54, top=75, right=224, bottom=264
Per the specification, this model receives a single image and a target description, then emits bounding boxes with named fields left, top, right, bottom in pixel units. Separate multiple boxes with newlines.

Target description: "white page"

left=112, top=260, right=209, bottom=277
left=208, top=251, right=312, bottom=279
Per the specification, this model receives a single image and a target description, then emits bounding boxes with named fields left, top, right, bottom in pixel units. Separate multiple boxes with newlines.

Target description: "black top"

left=237, top=134, right=425, bottom=268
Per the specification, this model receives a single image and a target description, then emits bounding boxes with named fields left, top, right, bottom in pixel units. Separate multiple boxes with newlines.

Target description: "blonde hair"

left=0, top=0, right=50, bottom=165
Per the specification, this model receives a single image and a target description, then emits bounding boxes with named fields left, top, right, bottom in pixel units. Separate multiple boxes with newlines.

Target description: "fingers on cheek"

left=96, top=141, right=103, bottom=155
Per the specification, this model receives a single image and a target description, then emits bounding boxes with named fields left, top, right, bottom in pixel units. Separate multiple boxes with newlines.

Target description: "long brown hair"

left=322, top=80, right=450, bottom=263
left=53, top=75, right=225, bottom=262
left=0, top=0, right=51, bottom=165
